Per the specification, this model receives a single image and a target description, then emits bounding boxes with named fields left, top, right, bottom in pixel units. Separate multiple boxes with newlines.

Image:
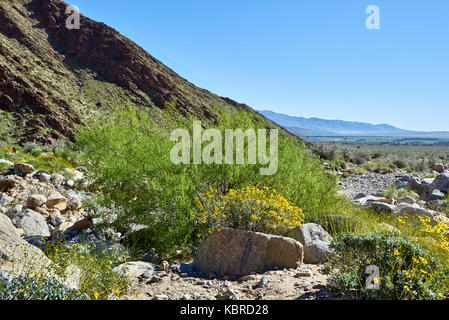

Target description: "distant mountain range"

left=259, top=110, right=449, bottom=139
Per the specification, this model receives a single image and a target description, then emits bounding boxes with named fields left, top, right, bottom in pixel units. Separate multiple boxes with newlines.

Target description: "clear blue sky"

left=72, top=0, right=449, bottom=131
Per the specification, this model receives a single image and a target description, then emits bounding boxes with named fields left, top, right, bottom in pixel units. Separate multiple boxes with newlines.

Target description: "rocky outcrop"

left=193, top=229, right=304, bottom=277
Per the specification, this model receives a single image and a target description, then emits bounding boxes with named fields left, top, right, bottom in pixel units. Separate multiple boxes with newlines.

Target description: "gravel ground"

left=122, top=264, right=345, bottom=301
left=338, top=170, right=407, bottom=199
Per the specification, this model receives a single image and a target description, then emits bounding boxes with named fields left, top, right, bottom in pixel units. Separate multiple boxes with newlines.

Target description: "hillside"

left=0, top=0, right=285, bottom=145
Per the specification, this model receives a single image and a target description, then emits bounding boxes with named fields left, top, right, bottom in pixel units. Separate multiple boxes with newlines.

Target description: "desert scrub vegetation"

left=0, top=275, right=87, bottom=300
left=378, top=185, right=419, bottom=201
left=65, top=103, right=340, bottom=259
left=192, top=186, right=304, bottom=239
left=0, top=145, right=74, bottom=174
left=327, top=233, right=449, bottom=300
left=310, top=142, right=449, bottom=173
left=44, top=241, right=131, bottom=300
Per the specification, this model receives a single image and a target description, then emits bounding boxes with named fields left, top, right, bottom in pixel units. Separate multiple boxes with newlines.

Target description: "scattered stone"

left=160, top=260, right=170, bottom=271
left=431, top=173, right=449, bottom=193
left=368, top=202, right=396, bottom=214
left=51, top=216, right=65, bottom=227
left=354, top=192, right=367, bottom=200
left=295, top=270, right=313, bottom=278
left=0, top=176, right=16, bottom=189
left=112, top=261, right=155, bottom=279
left=432, top=164, right=445, bottom=173
left=11, top=209, right=50, bottom=237
left=193, top=228, right=303, bottom=277
left=66, top=197, right=82, bottom=211
left=256, top=276, right=269, bottom=288
left=147, top=275, right=162, bottom=284
left=66, top=180, right=75, bottom=188
left=35, top=172, right=52, bottom=183
left=51, top=174, right=65, bottom=185
left=26, top=194, right=47, bottom=209
left=289, top=223, right=333, bottom=264
left=143, top=249, right=159, bottom=264
left=397, top=196, right=415, bottom=205
left=46, top=192, right=67, bottom=211
left=238, top=275, right=256, bottom=282
left=0, top=196, right=13, bottom=206
left=14, top=163, right=35, bottom=175
left=424, top=189, right=445, bottom=201
left=153, top=294, right=169, bottom=300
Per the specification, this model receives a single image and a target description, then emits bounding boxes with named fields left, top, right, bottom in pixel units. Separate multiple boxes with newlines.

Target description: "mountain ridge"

left=259, top=110, right=449, bottom=138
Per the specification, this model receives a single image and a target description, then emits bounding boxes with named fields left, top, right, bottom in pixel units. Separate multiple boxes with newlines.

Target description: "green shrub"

left=327, top=233, right=449, bottom=300
left=44, top=240, right=130, bottom=300
left=305, top=213, right=359, bottom=238
left=72, top=103, right=340, bottom=258
left=0, top=275, right=87, bottom=300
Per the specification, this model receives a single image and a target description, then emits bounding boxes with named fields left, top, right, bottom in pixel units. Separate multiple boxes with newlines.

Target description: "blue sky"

left=72, top=0, right=449, bottom=131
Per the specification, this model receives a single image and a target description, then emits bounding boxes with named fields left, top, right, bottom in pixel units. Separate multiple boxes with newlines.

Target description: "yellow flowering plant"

left=192, top=186, right=304, bottom=238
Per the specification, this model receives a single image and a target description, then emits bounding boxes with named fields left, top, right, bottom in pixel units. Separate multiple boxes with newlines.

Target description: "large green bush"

left=73, top=104, right=341, bottom=258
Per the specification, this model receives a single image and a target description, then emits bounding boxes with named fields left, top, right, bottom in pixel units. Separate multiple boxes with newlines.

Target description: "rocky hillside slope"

left=0, top=0, right=285, bottom=145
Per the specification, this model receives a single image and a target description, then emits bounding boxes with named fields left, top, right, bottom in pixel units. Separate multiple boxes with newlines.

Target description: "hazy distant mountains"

left=259, top=110, right=449, bottom=139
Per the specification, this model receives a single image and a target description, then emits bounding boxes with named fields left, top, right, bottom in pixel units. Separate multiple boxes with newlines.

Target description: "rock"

left=397, top=204, right=439, bottom=222
left=295, top=270, right=313, bottom=277
left=5, top=204, right=23, bottom=219
left=0, top=176, right=16, bottom=189
left=0, top=221, right=79, bottom=289
left=289, top=223, right=334, bottom=264
left=256, top=276, right=269, bottom=288
left=35, top=172, right=52, bottom=183
left=159, top=260, right=169, bottom=271
left=147, top=275, right=162, bottom=284
left=193, top=228, right=303, bottom=277
left=66, top=180, right=75, bottom=188
left=238, top=275, right=256, bottom=281
left=66, top=197, right=82, bottom=211
left=430, top=173, right=449, bottom=193
left=397, top=196, right=415, bottom=205
left=143, top=249, right=159, bottom=263
left=0, top=213, right=22, bottom=238
left=26, top=194, right=47, bottom=209
left=51, top=173, right=65, bottom=185
left=368, top=202, right=396, bottom=214
left=424, top=189, right=445, bottom=201
left=353, top=195, right=387, bottom=205
left=51, top=215, right=65, bottom=227
left=153, top=294, right=169, bottom=300
left=0, top=195, right=13, bottom=206
left=354, top=193, right=367, bottom=200
left=181, top=294, right=191, bottom=300
left=432, top=164, right=445, bottom=173
left=11, top=209, right=50, bottom=237
left=407, top=178, right=423, bottom=194
left=14, top=163, right=35, bottom=175
left=46, top=192, right=67, bottom=211
left=112, top=261, right=155, bottom=279
left=421, top=178, right=435, bottom=193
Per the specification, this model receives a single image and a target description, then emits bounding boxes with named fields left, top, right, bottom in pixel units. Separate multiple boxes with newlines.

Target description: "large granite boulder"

left=193, top=228, right=303, bottom=277
left=289, top=223, right=334, bottom=264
